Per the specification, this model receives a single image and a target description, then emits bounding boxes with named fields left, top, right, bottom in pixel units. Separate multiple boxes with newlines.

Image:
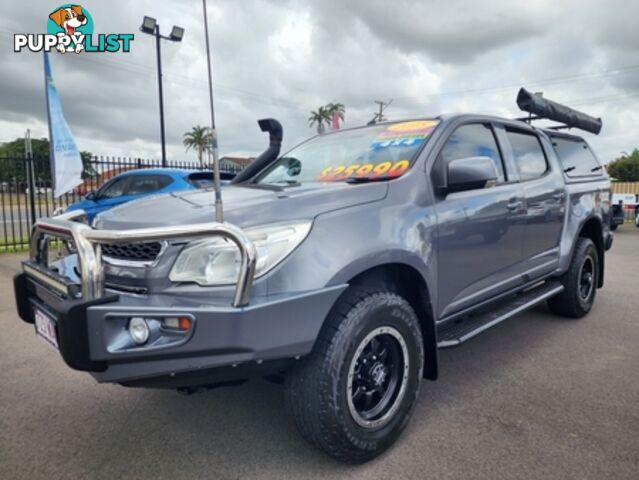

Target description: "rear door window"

left=506, top=129, right=548, bottom=181
left=551, top=137, right=603, bottom=177
left=126, top=174, right=173, bottom=195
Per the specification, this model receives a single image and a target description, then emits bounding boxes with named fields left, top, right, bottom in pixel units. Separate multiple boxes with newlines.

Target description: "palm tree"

left=326, top=101, right=345, bottom=129
left=308, top=106, right=332, bottom=134
left=183, top=125, right=212, bottom=164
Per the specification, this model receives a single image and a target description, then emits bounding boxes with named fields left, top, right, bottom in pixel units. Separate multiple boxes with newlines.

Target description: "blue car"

left=66, top=168, right=233, bottom=222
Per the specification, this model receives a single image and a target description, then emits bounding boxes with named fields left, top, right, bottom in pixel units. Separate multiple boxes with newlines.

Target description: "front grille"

left=101, top=242, right=163, bottom=262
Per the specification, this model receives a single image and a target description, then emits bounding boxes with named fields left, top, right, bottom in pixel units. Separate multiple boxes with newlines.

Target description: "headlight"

left=169, top=221, right=312, bottom=286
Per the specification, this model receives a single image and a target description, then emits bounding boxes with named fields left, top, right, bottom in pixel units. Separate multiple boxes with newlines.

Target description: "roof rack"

left=515, top=88, right=602, bottom=135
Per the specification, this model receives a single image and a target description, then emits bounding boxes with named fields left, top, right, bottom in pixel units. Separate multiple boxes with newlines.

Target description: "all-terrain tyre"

left=285, top=288, right=424, bottom=463
left=548, top=237, right=599, bottom=318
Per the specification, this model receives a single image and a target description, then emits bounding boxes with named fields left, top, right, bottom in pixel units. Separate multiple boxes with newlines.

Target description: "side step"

left=437, top=280, right=564, bottom=348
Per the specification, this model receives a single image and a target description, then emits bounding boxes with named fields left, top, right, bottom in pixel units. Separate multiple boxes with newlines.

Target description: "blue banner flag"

left=44, top=52, right=83, bottom=197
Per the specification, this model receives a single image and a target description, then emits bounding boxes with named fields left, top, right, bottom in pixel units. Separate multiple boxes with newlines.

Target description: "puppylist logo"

left=14, top=4, right=134, bottom=54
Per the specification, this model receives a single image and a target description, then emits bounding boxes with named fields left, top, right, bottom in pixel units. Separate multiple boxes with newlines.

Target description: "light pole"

left=140, top=16, right=184, bottom=167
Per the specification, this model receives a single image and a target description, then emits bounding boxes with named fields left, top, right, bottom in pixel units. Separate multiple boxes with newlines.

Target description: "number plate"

left=34, top=307, right=59, bottom=350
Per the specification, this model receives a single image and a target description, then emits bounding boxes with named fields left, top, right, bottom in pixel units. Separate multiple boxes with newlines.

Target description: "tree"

left=607, top=149, right=639, bottom=181
left=326, top=101, right=345, bottom=129
left=183, top=126, right=212, bottom=164
left=308, top=106, right=332, bottom=134
left=0, top=137, right=51, bottom=158
left=0, top=137, right=93, bottom=182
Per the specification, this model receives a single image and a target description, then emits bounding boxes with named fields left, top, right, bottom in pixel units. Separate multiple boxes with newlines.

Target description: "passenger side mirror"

left=85, top=191, right=96, bottom=200
left=285, top=157, right=302, bottom=177
left=445, top=156, right=498, bottom=193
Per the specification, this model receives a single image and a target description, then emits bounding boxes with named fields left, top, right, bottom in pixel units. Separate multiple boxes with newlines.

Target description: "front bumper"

left=15, top=269, right=346, bottom=385
left=15, top=210, right=346, bottom=387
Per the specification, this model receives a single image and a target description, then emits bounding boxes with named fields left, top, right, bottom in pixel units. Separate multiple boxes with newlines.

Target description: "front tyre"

left=548, top=237, right=599, bottom=318
left=285, top=289, right=423, bottom=463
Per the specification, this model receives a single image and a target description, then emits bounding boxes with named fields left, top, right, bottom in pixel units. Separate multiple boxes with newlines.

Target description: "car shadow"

left=79, top=303, right=576, bottom=479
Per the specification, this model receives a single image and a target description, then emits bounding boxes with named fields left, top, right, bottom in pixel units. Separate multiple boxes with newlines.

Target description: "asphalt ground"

left=1, top=228, right=638, bottom=479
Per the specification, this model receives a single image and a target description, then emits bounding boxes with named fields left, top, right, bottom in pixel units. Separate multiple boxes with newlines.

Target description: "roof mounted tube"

left=516, top=88, right=602, bottom=135
left=232, top=118, right=283, bottom=184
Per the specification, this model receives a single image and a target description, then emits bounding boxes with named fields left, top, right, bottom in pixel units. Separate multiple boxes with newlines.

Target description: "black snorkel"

left=232, top=118, right=283, bottom=184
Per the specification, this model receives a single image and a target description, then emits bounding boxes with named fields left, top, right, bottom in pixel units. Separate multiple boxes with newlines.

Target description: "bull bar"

left=27, top=210, right=257, bottom=307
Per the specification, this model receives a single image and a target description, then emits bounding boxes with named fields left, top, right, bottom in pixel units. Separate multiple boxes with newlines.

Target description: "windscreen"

left=255, top=120, right=439, bottom=184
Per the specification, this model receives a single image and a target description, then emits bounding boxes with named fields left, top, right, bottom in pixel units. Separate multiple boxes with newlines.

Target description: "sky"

left=1, top=0, right=638, bottom=163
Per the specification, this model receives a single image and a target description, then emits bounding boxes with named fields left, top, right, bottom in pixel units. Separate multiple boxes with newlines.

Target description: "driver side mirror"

left=445, top=156, right=498, bottom=193
left=85, top=191, right=96, bottom=200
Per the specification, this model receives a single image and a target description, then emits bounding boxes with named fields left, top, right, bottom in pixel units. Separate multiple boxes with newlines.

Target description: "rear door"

left=433, top=122, right=526, bottom=319
left=503, top=127, right=565, bottom=278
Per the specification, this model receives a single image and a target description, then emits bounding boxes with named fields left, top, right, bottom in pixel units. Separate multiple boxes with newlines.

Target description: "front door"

left=433, top=122, right=526, bottom=319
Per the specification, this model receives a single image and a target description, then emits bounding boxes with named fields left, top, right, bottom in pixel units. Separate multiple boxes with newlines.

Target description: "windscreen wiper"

left=242, top=183, right=284, bottom=192
left=243, top=180, right=301, bottom=191
left=274, top=180, right=302, bottom=187
left=345, top=176, right=396, bottom=184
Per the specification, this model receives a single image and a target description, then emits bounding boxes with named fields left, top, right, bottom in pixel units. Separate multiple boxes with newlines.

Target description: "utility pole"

left=202, top=0, right=224, bottom=223
left=367, top=99, right=393, bottom=125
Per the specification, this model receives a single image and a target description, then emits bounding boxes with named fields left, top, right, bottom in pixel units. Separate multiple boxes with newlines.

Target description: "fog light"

left=129, top=317, right=150, bottom=344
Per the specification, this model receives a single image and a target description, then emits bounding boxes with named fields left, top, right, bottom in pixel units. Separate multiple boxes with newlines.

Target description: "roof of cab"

left=118, top=168, right=206, bottom=176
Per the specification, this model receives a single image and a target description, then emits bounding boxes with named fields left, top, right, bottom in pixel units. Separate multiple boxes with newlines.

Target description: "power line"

left=395, top=65, right=639, bottom=102
left=2, top=27, right=639, bottom=114
left=40, top=50, right=308, bottom=112
left=570, top=91, right=639, bottom=108
left=386, top=89, right=639, bottom=119
left=69, top=54, right=304, bottom=107
left=104, top=51, right=639, bottom=106
left=0, top=28, right=306, bottom=111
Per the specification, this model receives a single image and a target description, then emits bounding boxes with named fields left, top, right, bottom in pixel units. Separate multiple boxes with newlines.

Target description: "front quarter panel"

left=265, top=174, right=438, bottom=312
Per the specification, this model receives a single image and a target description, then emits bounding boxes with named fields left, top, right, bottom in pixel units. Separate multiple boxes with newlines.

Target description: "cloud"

left=0, top=0, right=637, bottom=163
left=308, top=0, right=554, bottom=63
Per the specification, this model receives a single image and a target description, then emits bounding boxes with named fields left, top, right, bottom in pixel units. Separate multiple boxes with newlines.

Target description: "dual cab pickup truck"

left=14, top=90, right=613, bottom=463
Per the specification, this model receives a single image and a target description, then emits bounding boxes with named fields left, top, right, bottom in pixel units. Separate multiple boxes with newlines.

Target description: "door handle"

left=506, top=200, right=522, bottom=211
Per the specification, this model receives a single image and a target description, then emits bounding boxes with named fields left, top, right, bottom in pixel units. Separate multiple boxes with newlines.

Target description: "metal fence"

left=0, top=155, right=243, bottom=251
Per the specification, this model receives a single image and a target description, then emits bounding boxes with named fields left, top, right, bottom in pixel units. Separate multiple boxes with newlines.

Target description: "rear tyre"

left=548, top=237, right=599, bottom=318
left=610, top=223, right=618, bottom=231
left=285, top=288, right=423, bottom=463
